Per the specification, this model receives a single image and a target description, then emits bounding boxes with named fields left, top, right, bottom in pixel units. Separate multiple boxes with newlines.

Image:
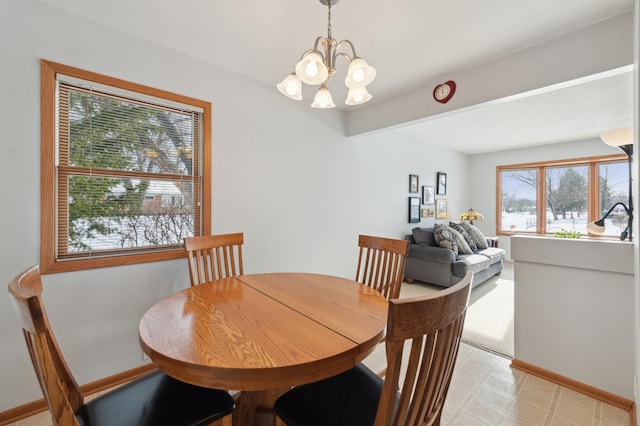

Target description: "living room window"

left=41, top=60, right=211, bottom=273
left=497, top=155, right=628, bottom=237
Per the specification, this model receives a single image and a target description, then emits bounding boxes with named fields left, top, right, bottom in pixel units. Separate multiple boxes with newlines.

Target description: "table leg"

left=232, top=388, right=289, bottom=426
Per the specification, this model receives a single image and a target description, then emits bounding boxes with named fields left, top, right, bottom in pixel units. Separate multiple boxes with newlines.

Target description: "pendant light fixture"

left=277, top=0, right=376, bottom=108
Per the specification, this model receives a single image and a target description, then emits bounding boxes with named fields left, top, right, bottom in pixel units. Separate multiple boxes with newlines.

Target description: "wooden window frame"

left=496, top=154, right=626, bottom=237
left=40, top=60, right=211, bottom=273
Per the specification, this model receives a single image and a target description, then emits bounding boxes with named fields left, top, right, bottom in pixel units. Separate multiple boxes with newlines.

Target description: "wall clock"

left=433, top=80, right=456, bottom=104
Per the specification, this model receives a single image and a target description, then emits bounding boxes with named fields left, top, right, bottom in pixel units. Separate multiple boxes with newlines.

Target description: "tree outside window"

left=545, top=166, right=588, bottom=233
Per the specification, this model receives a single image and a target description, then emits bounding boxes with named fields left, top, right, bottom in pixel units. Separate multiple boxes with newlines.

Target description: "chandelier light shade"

left=345, top=86, right=372, bottom=105
left=345, top=57, right=376, bottom=88
left=277, top=0, right=376, bottom=108
left=295, top=52, right=329, bottom=85
left=460, top=208, right=484, bottom=225
left=276, top=73, right=303, bottom=100
left=311, top=84, right=336, bottom=108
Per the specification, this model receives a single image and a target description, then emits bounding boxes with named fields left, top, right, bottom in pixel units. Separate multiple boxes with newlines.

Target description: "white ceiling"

left=38, top=0, right=634, bottom=154
left=398, top=69, right=634, bottom=154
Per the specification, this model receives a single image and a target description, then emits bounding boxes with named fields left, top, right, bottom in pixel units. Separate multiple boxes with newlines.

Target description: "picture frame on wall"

left=421, top=208, right=434, bottom=218
left=409, top=175, right=419, bottom=193
left=409, top=197, right=420, bottom=223
left=437, top=172, right=447, bottom=195
left=436, top=199, right=448, bottom=219
left=422, top=186, right=434, bottom=204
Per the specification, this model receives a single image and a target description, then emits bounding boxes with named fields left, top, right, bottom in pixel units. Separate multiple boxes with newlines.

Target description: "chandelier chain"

left=327, top=0, right=332, bottom=40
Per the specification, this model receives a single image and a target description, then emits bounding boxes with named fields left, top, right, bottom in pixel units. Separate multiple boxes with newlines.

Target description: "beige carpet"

left=400, top=263, right=514, bottom=358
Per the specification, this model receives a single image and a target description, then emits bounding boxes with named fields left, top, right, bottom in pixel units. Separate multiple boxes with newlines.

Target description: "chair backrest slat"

left=8, top=266, right=83, bottom=426
left=355, top=235, right=409, bottom=300
left=184, top=233, right=244, bottom=286
left=374, top=271, right=473, bottom=426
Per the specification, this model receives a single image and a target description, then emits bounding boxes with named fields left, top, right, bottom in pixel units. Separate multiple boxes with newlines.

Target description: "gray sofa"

left=404, top=227, right=505, bottom=288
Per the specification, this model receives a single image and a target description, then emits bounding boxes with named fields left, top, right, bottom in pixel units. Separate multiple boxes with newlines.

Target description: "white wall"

left=468, top=139, right=625, bottom=259
left=512, top=236, right=634, bottom=399
left=0, top=1, right=469, bottom=410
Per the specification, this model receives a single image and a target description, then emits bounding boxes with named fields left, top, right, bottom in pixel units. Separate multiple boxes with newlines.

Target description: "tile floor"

left=364, top=342, right=631, bottom=426
left=444, top=344, right=631, bottom=426
left=11, top=342, right=631, bottom=426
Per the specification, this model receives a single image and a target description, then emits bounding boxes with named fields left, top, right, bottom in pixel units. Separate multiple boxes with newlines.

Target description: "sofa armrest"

left=408, top=244, right=456, bottom=264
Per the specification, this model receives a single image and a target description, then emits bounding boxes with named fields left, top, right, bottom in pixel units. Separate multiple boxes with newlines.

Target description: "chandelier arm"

left=334, top=39, right=357, bottom=62
left=312, top=36, right=325, bottom=52
left=333, top=51, right=354, bottom=69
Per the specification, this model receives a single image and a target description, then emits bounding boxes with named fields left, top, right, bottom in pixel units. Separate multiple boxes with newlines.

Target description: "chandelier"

left=277, top=0, right=376, bottom=108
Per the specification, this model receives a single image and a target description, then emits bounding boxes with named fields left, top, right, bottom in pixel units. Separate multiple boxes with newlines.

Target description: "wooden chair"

left=355, top=234, right=410, bottom=300
left=273, top=271, right=473, bottom=426
left=184, top=232, right=244, bottom=286
left=8, top=266, right=235, bottom=426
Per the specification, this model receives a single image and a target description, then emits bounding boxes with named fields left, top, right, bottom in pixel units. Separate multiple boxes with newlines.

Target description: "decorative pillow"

left=433, top=224, right=458, bottom=255
left=449, top=222, right=477, bottom=251
left=411, top=227, right=435, bottom=246
left=445, top=225, right=473, bottom=254
left=459, top=222, right=489, bottom=249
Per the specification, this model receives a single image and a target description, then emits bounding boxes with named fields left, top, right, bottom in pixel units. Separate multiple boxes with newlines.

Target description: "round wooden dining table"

left=139, top=272, right=388, bottom=426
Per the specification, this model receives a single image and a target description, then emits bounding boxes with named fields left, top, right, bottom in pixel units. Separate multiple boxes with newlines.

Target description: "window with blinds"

left=41, top=60, right=211, bottom=273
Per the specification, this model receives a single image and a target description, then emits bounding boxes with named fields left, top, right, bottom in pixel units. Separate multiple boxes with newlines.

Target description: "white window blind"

left=55, top=78, right=203, bottom=259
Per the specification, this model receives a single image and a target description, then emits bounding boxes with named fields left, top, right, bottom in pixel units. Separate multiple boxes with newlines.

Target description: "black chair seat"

left=274, top=363, right=385, bottom=426
left=274, top=272, right=473, bottom=426
left=76, top=370, right=235, bottom=426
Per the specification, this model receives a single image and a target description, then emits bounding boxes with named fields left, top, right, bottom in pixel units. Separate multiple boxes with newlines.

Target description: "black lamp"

left=586, top=128, right=633, bottom=241
left=586, top=202, right=632, bottom=240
